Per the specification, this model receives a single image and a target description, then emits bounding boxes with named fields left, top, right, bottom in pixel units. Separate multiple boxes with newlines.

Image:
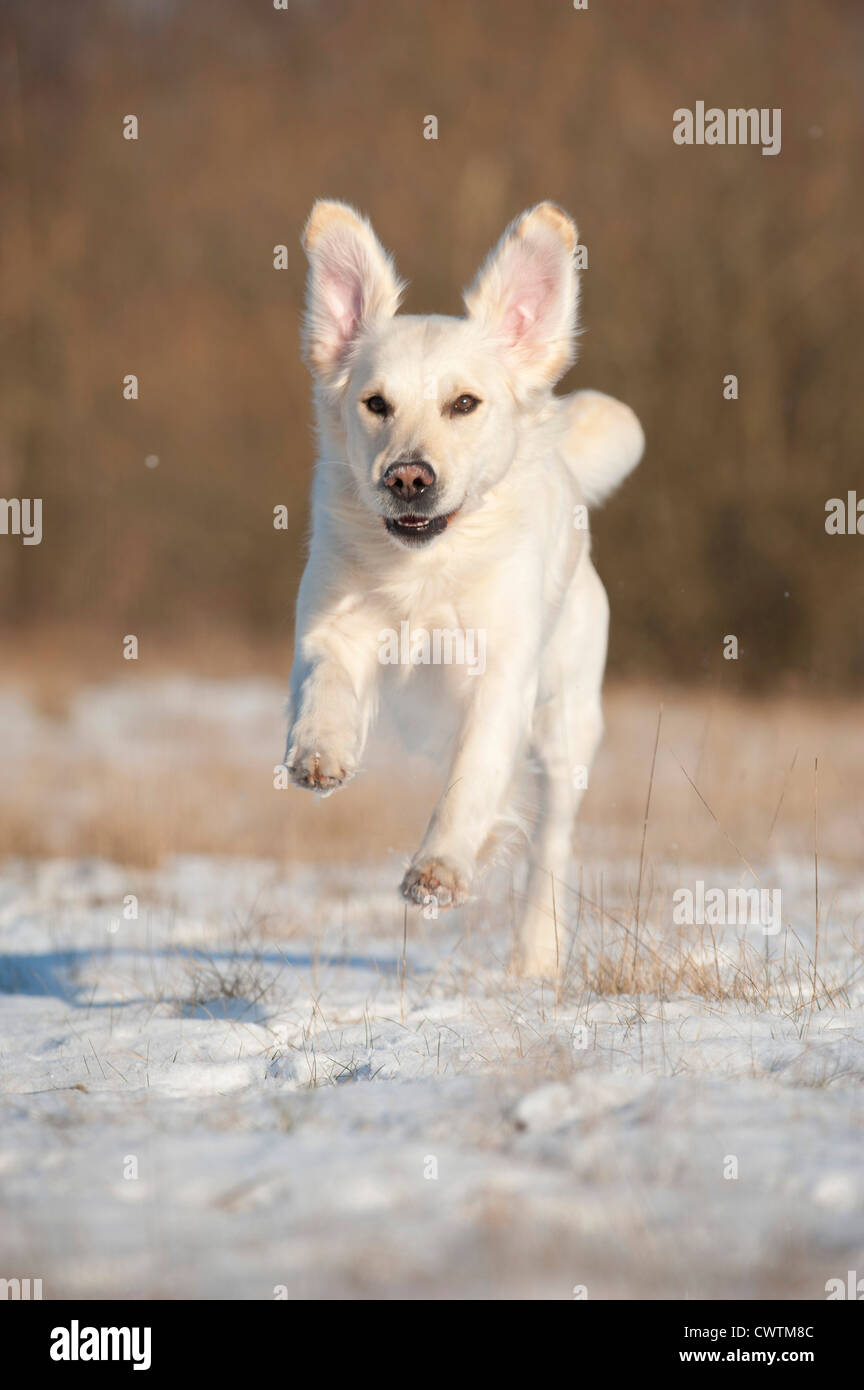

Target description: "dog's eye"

left=451, top=394, right=480, bottom=416
left=365, top=395, right=390, bottom=417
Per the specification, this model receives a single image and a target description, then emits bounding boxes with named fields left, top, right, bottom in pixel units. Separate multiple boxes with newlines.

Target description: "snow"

left=1, top=681, right=863, bottom=1298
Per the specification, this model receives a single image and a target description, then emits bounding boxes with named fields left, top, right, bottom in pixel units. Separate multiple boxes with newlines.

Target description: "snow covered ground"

left=1, top=679, right=863, bottom=1299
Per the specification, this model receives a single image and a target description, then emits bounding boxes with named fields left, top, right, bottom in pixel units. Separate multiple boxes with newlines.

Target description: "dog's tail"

left=557, top=389, right=644, bottom=508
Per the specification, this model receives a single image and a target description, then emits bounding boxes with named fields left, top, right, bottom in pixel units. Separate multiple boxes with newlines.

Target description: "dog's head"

left=302, top=200, right=580, bottom=548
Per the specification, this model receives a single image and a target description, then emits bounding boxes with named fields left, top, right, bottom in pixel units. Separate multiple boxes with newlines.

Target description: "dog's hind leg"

left=515, top=557, right=609, bottom=978
left=515, top=692, right=603, bottom=977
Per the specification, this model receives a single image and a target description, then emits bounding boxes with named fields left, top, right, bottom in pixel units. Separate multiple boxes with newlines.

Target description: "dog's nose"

left=382, top=459, right=436, bottom=496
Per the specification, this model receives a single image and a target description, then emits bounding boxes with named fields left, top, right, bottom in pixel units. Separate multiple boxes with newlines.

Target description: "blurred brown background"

left=1, top=0, right=863, bottom=689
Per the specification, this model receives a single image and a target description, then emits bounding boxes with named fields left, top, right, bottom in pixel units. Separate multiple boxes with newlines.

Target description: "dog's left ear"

left=464, top=202, right=579, bottom=389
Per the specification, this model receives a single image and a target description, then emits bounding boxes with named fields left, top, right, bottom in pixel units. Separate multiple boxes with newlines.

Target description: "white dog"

left=286, top=200, right=643, bottom=976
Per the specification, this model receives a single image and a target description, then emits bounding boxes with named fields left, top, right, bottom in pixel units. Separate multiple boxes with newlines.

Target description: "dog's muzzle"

left=380, top=457, right=456, bottom=546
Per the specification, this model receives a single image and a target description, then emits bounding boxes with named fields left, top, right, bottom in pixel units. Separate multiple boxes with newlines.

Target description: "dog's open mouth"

left=384, top=512, right=456, bottom=547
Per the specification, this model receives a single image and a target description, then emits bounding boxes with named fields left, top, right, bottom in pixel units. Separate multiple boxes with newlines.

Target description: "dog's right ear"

left=302, top=201, right=404, bottom=389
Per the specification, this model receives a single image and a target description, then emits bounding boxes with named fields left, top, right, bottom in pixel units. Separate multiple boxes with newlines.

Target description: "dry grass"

left=2, top=653, right=862, bottom=1014
left=2, top=662, right=862, bottom=875
left=172, top=948, right=279, bottom=1021
left=560, top=899, right=845, bottom=1013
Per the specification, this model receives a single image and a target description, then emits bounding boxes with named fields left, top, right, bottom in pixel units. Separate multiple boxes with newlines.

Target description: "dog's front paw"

left=287, top=744, right=355, bottom=795
left=400, top=857, right=470, bottom=911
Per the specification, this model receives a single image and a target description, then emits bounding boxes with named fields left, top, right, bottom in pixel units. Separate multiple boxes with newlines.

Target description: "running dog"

left=286, top=200, right=643, bottom=975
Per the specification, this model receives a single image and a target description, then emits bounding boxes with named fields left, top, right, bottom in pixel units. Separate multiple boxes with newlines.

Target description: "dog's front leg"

left=401, top=659, right=538, bottom=909
left=286, top=580, right=381, bottom=793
